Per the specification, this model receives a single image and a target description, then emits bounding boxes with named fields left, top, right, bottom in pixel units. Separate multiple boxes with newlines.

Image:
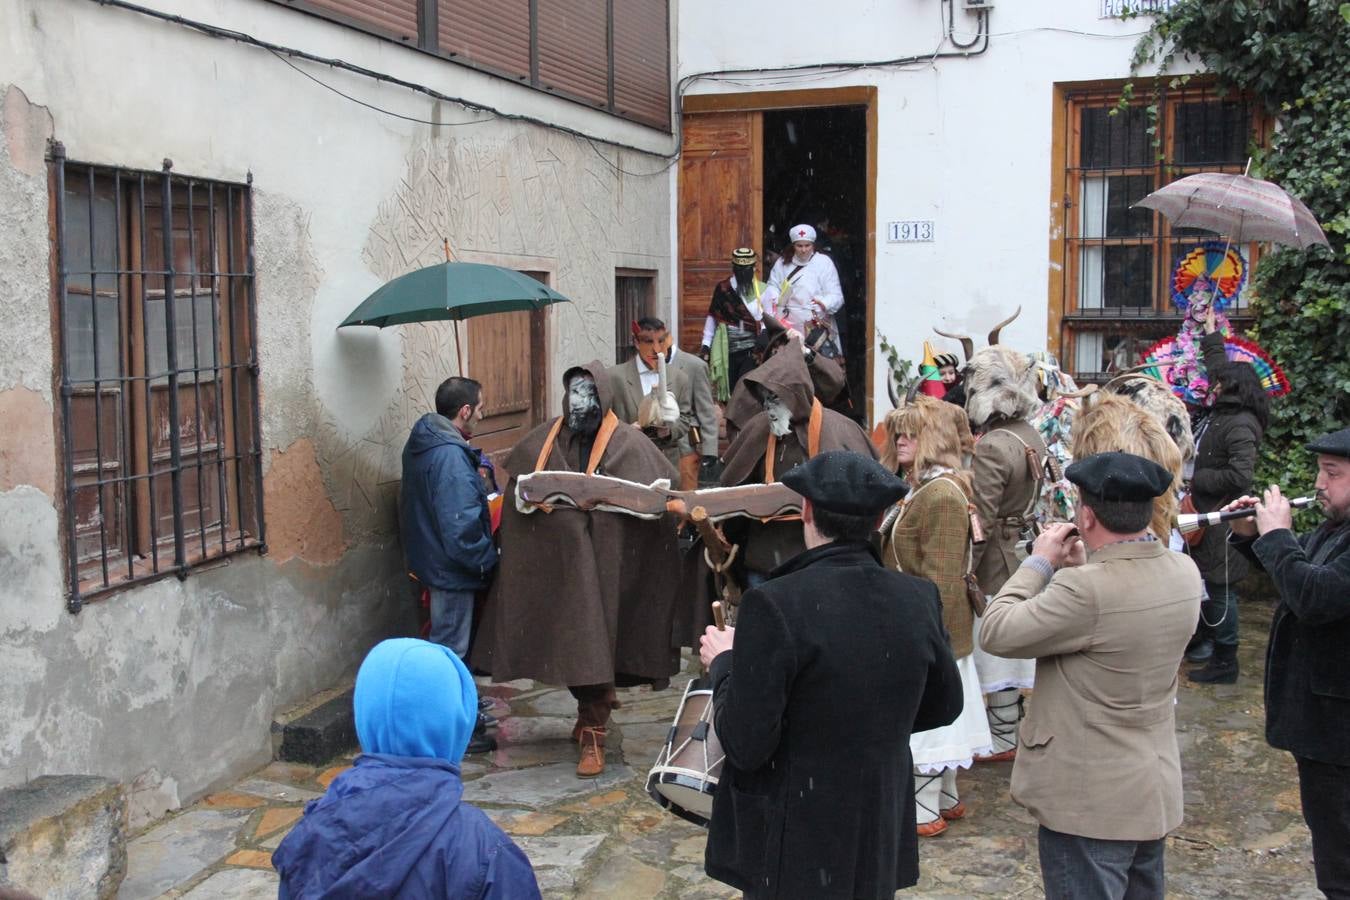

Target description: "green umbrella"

left=339, top=259, right=573, bottom=375
left=339, top=261, right=572, bottom=328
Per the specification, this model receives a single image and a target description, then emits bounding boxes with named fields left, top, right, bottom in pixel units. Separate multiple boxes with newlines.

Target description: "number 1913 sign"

left=887, top=220, right=935, bottom=243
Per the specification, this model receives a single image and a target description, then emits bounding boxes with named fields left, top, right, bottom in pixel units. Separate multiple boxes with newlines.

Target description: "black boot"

left=1189, top=643, right=1238, bottom=684
left=465, top=717, right=497, bottom=754
left=1184, top=635, right=1214, bottom=663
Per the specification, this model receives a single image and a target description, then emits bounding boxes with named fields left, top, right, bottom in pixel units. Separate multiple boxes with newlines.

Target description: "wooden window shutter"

left=537, top=0, right=609, bottom=109
left=612, top=0, right=669, bottom=129
left=438, top=0, right=531, bottom=78
left=289, top=0, right=419, bottom=42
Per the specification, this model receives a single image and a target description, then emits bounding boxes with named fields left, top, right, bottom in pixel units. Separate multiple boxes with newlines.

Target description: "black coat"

left=1189, top=333, right=1263, bottom=583
left=1235, top=521, right=1350, bottom=765
left=704, top=542, right=963, bottom=899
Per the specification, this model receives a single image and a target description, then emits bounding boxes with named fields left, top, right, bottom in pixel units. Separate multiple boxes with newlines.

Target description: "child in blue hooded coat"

left=273, top=639, right=540, bottom=899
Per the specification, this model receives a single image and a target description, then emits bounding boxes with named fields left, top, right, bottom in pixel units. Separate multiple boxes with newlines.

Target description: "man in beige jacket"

left=981, top=451, right=1202, bottom=899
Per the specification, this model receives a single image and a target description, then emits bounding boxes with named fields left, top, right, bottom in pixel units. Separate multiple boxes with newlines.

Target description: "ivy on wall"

left=1129, top=1, right=1350, bottom=500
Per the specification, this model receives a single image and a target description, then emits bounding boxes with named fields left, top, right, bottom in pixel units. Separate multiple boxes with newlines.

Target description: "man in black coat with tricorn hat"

left=698, top=450, right=963, bottom=899
left=1225, top=425, right=1350, bottom=899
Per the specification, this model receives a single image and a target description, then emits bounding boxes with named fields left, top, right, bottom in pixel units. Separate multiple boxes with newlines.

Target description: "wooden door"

left=467, top=271, right=549, bottom=461
left=678, top=111, right=763, bottom=353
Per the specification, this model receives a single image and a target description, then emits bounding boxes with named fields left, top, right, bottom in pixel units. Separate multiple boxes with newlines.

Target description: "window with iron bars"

left=1053, top=82, right=1267, bottom=384
left=51, top=146, right=265, bottom=612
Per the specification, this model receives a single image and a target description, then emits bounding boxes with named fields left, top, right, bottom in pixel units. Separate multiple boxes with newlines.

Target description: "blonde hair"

left=882, top=396, right=974, bottom=498
left=1071, top=393, right=1183, bottom=541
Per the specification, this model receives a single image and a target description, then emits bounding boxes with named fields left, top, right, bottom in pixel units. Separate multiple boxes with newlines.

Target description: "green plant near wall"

left=878, top=333, right=916, bottom=402
left=1127, top=0, right=1350, bottom=511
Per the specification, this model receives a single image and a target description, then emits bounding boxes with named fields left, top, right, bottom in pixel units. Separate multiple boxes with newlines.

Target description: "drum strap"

left=534, top=411, right=620, bottom=474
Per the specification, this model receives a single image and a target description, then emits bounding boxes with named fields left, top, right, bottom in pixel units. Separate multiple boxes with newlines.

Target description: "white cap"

left=790, top=224, right=816, bottom=243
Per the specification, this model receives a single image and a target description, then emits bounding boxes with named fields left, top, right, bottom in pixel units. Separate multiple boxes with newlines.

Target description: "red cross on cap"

left=796, top=228, right=809, bottom=238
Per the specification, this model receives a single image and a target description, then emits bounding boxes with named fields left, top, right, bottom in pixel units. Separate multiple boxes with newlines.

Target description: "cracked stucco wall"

left=0, top=0, right=670, bottom=806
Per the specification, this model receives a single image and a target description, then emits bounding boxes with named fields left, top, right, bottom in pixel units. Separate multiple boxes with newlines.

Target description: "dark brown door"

left=467, top=271, right=549, bottom=463
left=678, top=111, right=763, bottom=353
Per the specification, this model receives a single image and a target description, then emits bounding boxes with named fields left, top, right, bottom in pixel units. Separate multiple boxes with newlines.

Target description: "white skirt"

left=910, top=654, right=993, bottom=773
left=971, top=610, right=1036, bottom=693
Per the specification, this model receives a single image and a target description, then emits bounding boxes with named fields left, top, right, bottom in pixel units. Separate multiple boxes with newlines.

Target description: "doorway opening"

left=678, top=88, right=876, bottom=425
left=761, top=106, right=869, bottom=415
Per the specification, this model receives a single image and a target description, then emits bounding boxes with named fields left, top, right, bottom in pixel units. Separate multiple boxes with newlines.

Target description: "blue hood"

left=406, top=412, right=470, bottom=456
left=354, top=638, right=477, bottom=762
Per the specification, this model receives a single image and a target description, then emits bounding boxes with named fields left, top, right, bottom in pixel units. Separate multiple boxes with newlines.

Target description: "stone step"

left=0, top=775, right=125, bottom=900
left=274, top=689, right=357, bottom=766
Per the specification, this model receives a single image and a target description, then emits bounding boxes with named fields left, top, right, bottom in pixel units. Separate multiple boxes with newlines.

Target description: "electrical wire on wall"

left=88, top=0, right=992, bottom=179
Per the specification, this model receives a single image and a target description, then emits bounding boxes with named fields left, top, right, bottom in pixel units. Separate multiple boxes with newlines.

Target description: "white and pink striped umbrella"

left=1134, top=172, right=1329, bottom=249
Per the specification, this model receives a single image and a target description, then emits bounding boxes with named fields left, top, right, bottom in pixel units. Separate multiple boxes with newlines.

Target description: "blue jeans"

left=429, top=588, right=474, bottom=658
left=1198, top=580, right=1239, bottom=649
left=1038, top=825, right=1165, bottom=900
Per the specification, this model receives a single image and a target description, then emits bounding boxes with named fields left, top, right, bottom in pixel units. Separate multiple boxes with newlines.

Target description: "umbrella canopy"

left=339, top=261, right=572, bottom=328
left=1134, top=172, right=1329, bottom=250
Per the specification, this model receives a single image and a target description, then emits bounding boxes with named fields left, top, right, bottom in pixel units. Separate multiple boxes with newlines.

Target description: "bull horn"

left=887, top=368, right=901, bottom=408
left=1056, top=384, right=1100, bottom=400
left=932, top=327, right=975, bottom=362
left=1101, top=363, right=1164, bottom=392
left=986, top=305, right=1022, bottom=347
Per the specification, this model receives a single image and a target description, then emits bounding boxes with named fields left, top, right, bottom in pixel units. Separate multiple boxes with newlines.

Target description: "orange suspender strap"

left=585, top=411, right=620, bottom=475
left=764, top=399, right=824, bottom=484
left=533, top=410, right=620, bottom=475
left=533, top=417, right=565, bottom=473
left=806, top=398, right=822, bottom=458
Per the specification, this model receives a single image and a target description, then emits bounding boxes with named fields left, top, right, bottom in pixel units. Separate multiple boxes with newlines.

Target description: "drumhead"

left=650, top=770, right=716, bottom=821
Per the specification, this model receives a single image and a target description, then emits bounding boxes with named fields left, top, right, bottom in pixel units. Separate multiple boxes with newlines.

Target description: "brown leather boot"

left=576, top=727, right=607, bottom=778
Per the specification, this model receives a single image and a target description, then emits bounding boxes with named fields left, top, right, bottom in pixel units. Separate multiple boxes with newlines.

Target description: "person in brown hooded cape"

left=719, top=342, right=877, bottom=586
left=469, top=361, right=682, bottom=778
left=723, top=329, right=847, bottom=443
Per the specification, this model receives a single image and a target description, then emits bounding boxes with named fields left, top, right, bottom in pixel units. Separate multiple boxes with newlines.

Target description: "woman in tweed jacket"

left=881, top=396, right=993, bottom=836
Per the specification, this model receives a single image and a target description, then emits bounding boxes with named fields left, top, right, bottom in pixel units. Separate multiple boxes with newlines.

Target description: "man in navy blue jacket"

left=273, top=639, right=541, bottom=899
left=401, top=376, right=499, bottom=660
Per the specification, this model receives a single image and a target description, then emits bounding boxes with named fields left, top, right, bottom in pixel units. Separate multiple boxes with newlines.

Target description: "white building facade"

left=0, top=0, right=676, bottom=812
left=675, top=0, right=1250, bottom=419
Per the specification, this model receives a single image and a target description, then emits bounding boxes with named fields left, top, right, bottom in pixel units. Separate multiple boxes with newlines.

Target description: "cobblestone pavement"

left=120, top=597, right=1320, bottom=898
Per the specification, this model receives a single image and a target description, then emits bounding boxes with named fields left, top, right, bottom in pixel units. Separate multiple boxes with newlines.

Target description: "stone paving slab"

left=462, top=762, right=634, bottom=808
left=514, top=834, right=607, bottom=893
left=121, top=599, right=1322, bottom=899
left=178, top=867, right=279, bottom=899
left=231, top=778, right=322, bottom=803
left=118, top=808, right=250, bottom=899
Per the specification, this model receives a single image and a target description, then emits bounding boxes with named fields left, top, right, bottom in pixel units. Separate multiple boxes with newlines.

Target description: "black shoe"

left=465, top=730, right=497, bottom=754
left=1188, top=645, right=1238, bottom=684
left=478, top=711, right=498, bottom=730
left=1184, top=637, right=1214, bottom=663
left=478, top=697, right=493, bottom=711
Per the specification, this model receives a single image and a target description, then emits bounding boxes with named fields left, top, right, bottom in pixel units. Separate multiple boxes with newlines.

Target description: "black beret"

left=1307, top=426, right=1350, bottom=459
left=1066, top=451, right=1173, bottom=502
left=780, top=450, right=910, bottom=515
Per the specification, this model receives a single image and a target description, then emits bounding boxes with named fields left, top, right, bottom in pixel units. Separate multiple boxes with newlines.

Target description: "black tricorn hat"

left=1307, top=426, right=1350, bottom=459
left=781, top=450, right=909, bottom=515
left=1066, top=451, right=1173, bottom=502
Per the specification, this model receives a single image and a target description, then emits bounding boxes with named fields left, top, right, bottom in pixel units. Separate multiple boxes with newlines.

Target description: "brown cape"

left=723, top=340, right=845, bottom=441
left=718, top=349, right=878, bottom=573
left=470, top=360, right=683, bottom=687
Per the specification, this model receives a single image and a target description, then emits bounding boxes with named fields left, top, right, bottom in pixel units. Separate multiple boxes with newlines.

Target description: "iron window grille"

left=50, top=145, right=265, bottom=612
left=1055, top=82, right=1266, bottom=384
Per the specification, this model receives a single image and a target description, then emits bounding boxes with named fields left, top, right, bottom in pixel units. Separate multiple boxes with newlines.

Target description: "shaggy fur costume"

left=1101, top=374, right=1196, bottom=465
left=1070, top=393, right=1184, bottom=542
left=964, top=347, right=1041, bottom=430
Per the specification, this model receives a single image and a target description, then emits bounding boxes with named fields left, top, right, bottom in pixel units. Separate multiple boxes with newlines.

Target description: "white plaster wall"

left=679, top=0, right=1197, bottom=416
left=0, top=0, right=672, bottom=799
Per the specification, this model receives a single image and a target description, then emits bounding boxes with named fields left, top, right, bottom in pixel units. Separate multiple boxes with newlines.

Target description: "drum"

left=646, top=677, right=724, bottom=826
